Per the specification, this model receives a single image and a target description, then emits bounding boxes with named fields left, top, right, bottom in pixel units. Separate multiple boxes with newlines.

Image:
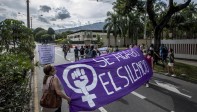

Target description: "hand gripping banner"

left=55, top=48, right=153, bottom=112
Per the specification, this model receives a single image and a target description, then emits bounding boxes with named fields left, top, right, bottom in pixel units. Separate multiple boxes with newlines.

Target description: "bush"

left=0, top=53, right=32, bottom=111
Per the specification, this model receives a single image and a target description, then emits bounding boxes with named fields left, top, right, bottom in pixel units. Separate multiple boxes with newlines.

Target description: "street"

left=34, top=44, right=197, bottom=112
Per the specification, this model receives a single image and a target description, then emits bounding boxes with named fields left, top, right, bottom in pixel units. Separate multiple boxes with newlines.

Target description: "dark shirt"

left=80, top=48, right=85, bottom=55
left=74, top=48, right=79, bottom=56
left=91, top=49, right=97, bottom=58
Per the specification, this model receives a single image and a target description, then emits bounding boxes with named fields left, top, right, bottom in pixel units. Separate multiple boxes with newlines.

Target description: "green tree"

left=0, top=19, right=35, bottom=111
left=47, top=27, right=55, bottom=35
left=147, top=0, right=191, bottom=50
left=127, top=11, right=143, bottom=44
left=115, top=0, right=191, bottom=50
left=118, top=16, right=128, bottom=46
left=33, top=27, right=45, bottom=36
left=0, top=19, right=35, bottom=56
left=103, top=11, right=122, bottom=46
left=35, top=30, right=47, bottom=43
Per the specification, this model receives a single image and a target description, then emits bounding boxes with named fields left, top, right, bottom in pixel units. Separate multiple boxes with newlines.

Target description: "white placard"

left=38, top=45, right=55, bottom=65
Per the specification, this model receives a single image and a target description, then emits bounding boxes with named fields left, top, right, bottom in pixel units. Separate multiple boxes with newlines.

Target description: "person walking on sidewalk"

left=167, top=48, right=175, bottom=76
left=41, top=65, right=70, bottom=112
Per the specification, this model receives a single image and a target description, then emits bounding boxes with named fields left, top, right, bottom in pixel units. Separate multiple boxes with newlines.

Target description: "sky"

left=0, top=0, right=195, bottom=30
left=0, top=0, right=115, bottom=30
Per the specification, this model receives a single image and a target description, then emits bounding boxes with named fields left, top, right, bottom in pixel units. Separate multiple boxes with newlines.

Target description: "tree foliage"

left=47, top=27, right=55, bottom=35
left=103, top=11, right=122, bottom=46
left=113, top=0, right=191, bottom=50
left=33, top=27, right=45, bottom=36
left=0, top=19, right=34, bottom=111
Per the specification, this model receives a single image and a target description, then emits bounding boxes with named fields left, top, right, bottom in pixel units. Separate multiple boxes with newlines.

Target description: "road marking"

left=34, top=68, right=39, bottom=112
left=131, top=91, right=146, bottom=99
left=131, top=91, right=175, bottom=112
left=155, top=80, right=192, bottom=98
left=98, top=107, right=108, bottom=112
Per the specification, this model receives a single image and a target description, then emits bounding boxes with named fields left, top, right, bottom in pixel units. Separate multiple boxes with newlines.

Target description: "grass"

left=154, top=61, right=197, bottom=83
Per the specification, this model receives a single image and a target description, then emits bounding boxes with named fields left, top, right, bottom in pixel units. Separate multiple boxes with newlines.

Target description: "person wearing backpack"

left=160, top=44, right=168, bottom=68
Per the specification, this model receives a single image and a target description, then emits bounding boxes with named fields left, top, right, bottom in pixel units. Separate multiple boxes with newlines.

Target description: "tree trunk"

left=128, top=22, right=132, bottom=44
left=114, top=36, right=117, bottom=46
left=154, top=27, right=162, bottom=52
left=131, top=27, right=134, bottom=44
left=108, top=33, right=110, bottom=46
left=123, top=36, right=126, bottom=47
left=108, top=37, right=110, bottom=46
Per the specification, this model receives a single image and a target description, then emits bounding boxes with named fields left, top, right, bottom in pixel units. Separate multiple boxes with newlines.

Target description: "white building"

left=67, top=30, right=127, bottom=47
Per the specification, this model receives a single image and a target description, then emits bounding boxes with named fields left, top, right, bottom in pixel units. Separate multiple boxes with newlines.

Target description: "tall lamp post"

left=26, top=0, right=30, bottom=28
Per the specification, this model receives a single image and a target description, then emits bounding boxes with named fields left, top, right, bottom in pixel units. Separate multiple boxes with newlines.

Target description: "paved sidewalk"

left=175, top=59, right=197, bottom=67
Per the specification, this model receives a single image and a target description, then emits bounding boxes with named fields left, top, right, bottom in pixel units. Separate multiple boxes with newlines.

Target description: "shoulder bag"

left=40, top=77, right=62, bottom=108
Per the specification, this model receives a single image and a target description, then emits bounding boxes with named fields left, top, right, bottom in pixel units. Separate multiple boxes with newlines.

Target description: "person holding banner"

left=114, top=46, right=119, bottom=52
left=41, top=65, right=71, bottom=112
left=144, top=50, right=154, bottom=87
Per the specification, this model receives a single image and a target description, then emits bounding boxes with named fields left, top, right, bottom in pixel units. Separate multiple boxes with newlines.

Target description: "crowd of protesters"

left=62, top=43, right=175, bottom=77
left=129, top=43, right=175, bottom=87
left=139, top=43, right=175, bottom=77
left=62, top=44, right=101, bottom=62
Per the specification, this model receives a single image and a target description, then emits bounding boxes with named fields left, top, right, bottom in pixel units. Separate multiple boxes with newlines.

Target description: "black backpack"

left=162, top=46, right=168, bottom=55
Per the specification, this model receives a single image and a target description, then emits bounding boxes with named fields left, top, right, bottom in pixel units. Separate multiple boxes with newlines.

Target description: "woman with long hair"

left=41, top=64, right=70, bottom=112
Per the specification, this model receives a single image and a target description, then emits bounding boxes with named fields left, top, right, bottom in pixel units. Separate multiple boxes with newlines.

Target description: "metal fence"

left=161, top=39, right=197, bottom=60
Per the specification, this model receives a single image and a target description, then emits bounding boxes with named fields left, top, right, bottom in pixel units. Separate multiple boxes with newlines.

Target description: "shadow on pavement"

left=150, top=84, right=197, bottom=112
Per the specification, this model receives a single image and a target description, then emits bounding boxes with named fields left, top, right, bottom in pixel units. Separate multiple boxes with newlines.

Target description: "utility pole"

left=26, top=0, right=30, bottom=28
left=30, top=17, right=32, bottom=29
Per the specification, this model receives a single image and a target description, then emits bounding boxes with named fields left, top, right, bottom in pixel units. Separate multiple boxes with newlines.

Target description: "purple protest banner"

left=55, top=48, right=153, bottom=112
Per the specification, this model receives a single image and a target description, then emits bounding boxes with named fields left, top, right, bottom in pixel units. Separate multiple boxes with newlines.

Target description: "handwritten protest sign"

left=55, top=48, right=153, bottom=112
left=38, top=45, right=55, bottom=65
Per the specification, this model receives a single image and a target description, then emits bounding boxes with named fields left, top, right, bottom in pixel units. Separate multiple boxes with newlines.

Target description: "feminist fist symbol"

left=71, top=68, right=96, bottom=107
